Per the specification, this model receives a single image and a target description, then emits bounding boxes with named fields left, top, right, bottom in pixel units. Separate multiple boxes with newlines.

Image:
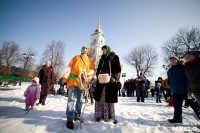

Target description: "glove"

left=110, top=77, right=116, bottom=83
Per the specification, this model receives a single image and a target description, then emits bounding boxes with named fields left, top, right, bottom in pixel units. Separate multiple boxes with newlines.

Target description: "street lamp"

left=122, top=73, right=126, bottom=83
left=19, top=53, right=34, bottom=86
left=162, top=64, right=170, bottom=71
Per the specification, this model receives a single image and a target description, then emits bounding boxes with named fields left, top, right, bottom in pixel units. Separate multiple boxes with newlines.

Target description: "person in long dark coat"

left=37, top=60, right=55, bottom=105
left=94, top=45, right=121, bottom=124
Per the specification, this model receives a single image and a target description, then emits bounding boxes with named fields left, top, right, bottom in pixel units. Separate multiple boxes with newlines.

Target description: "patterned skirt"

left=94, top=86, right=115, bottom=121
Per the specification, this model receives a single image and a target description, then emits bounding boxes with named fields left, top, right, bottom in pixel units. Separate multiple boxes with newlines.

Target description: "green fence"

left=0, top=75, right=59, bottom=84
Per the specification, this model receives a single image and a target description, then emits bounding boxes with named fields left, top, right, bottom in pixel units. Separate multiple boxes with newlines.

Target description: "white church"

left=88, top=18, right=126, bottom=85
left=88, top=17, right=105, bottom=69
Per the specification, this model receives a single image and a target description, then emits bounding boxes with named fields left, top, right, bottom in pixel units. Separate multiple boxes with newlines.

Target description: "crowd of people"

left=23, top=45, right=200, bottom=130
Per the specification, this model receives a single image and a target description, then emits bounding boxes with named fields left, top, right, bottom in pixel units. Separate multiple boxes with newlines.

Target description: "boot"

left=95, top=118, right=100, bottom=122
left=37, top=95, right=43, bottom=105
left=74, top=117, right=84, bottom=123
left=66, top=121, right=74, bottom=130
left=168, top=118, right=182, bottom=124
left=113, top=120, right=118, bottom=124
left=42, top=95, right=47, bottom=105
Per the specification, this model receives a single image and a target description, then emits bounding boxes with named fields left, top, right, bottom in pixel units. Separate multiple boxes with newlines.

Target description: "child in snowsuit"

left=24, top=77, right=41, bottom=110
left=154, top=83, right=162, bottom=103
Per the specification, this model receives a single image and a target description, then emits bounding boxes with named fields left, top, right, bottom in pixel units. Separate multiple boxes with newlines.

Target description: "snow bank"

left=0, top=83, right=199, bottom=133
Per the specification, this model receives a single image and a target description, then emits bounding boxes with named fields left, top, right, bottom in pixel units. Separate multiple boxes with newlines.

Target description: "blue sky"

left=0, top=0, right=200, bottom=81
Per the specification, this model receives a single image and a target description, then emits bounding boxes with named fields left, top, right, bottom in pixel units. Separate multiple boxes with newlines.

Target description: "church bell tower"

left=88, top=17, right=105, bottom=69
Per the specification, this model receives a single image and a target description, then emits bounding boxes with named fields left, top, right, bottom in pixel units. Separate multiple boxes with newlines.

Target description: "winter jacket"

left=62, top=54, right=95, bottom=89
left=161, top=79, right=170, bottom=89
left=116, top=82, right=122, bottom=90
left=167, top=62, right=187, bottom=94
left=185, top=57, right=200, bottom=94
left=154, top=87, right=161, bottom=95
left=136, top=77, right=147, bottom=90
left=130, top=81, right=137, bottom=90
left=145, top=80, right=150, bottom=89
left=94, top=52, right=121, bottom=103
left=24, top=84, right=41, bottom=99
left=38, top=65, right=54, bottom=95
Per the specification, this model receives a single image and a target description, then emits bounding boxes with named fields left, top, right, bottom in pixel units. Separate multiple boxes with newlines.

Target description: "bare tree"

left=124, top=44, right=158, bottom=77
left=41, top=40, right=66, bottom=79
left=162, top=27, right=200, bottom=63
left=0, top=41, right=21, bottom=80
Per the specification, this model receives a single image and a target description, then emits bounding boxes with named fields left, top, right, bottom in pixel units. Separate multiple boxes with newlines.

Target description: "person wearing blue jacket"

left=167, top=56, right=187, bottom=124
left=154, top=83, right=162, bottom=103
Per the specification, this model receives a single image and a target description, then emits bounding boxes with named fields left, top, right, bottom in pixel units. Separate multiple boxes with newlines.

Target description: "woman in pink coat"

left=24, top=77, right=41, bottom=110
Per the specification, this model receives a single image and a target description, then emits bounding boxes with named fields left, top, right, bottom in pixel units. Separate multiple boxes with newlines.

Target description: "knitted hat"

left=170, top=56, right=179, bottom=60
left=140, top=72, right=143, bottom=75
left=32, top=77, right=39, bottom=84
left=81, top=45, right=90, bottom=52
left=185, top=50, right=200, bottom=57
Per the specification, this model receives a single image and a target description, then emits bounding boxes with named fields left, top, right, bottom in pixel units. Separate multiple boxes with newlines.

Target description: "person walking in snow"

left=130, top=79, right=137, bottom=97
left=24, top=77, right=41, bottom=110
left=37, top=60, right=55, bottom=105
left=167, top=56, right=187, bottom=123
left=154, top=83, right=162, bottom=103
left=161, top=78, right=171, bottom=100
left=135, top=73, right=147, bottom=102
left=94, top=45, right=121, bottom=124
left=62, top=45, right=95, bottom=130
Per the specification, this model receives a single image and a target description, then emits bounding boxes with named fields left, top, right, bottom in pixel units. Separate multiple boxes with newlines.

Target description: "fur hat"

left=32, top=77, right=39, bottom=85
left=185, top=50, right=200, bottom=57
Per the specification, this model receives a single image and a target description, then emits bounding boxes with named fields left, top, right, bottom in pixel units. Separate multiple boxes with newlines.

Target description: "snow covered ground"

left=0, top=83, right=199, bottom=133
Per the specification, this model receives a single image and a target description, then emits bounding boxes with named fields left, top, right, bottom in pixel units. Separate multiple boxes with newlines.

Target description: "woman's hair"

left=101, top=45, right=107, bottom=50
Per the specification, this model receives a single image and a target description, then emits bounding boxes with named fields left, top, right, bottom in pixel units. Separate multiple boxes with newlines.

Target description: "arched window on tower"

left=94, top=39, right=96, bottom=43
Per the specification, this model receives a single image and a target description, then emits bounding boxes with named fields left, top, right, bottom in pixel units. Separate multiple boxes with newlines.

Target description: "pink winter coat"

left=24, top=85, right=41, bottom=100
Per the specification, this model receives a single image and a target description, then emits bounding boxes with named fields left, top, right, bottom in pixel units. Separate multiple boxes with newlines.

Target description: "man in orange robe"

left=62, top=45, right=95, bottom=129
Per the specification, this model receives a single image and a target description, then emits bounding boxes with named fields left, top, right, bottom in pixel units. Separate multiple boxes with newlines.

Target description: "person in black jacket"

left=130, top=79, right=136, bottom=97
left=185, top=51, right=200, bottom=119
left=94, top=45, right=121, bottom=124
left=135, top=73, right=147, bottom=102
left=185, top=51, right=200, bottom=106
left=116, top=81, right=122, bottom=96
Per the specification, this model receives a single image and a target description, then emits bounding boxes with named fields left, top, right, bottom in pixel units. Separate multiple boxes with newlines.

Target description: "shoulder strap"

left=99, top=60, right=111, bottom=75
left=80, top=56, right=87, bottom=71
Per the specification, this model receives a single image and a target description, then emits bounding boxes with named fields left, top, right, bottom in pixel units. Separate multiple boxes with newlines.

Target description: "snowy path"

left=0, top=83, right=199, bottom=133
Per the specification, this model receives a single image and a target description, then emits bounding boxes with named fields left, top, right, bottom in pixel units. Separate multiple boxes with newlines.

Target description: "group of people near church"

left=23, top=43, right=200, bottom=130
left=62, top=45, right=121, bottom=129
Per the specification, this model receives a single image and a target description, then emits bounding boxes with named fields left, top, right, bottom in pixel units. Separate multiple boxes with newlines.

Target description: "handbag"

left=98, top=60, right=111, bottom=84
